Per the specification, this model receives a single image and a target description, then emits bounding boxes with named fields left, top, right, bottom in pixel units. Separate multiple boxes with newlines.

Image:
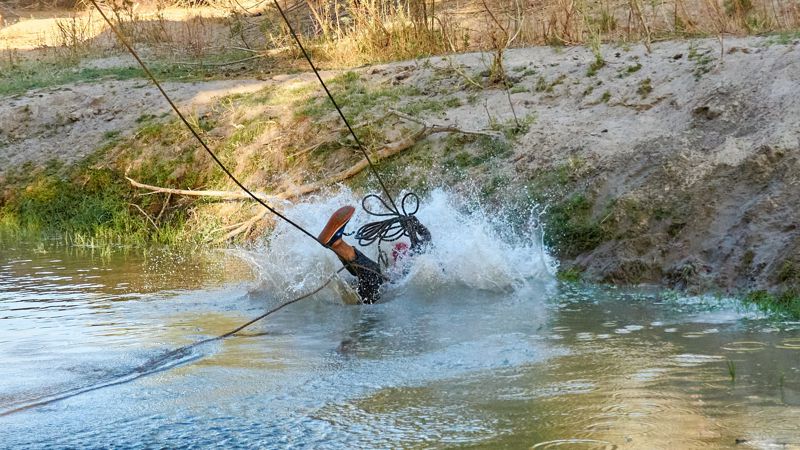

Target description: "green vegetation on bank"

left=745, top=259, right=800, bottom=317
left=0, top=129, right=204, bottom=245
left=745, top=289, right=800, bottom=317
left=0, top=52, right=261, bottom=97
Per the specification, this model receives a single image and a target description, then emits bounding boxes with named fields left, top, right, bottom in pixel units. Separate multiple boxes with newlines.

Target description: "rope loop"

left=355, top=192, right=421, bottom=247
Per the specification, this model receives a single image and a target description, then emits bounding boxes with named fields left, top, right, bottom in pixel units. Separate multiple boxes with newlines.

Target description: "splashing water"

left=240, top=187, right=557, bottom=302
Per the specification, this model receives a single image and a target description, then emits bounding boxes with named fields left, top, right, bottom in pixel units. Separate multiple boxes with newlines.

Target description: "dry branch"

left=126, top=177, right=279, bottom=202
left=218, top=209, right=269, bottom=243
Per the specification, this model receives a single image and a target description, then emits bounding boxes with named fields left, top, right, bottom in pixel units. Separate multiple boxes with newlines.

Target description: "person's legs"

left=320, top=206, right=384, bottom=304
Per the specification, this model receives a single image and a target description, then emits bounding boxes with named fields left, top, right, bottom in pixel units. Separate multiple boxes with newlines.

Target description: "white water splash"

left=239, top=187, right=556, bottom=301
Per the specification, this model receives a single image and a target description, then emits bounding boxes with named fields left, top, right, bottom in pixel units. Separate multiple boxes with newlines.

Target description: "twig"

left=129, top=203, right=158, bottom=230
left=155, top=192, right=171, bottom=222
left=387, top=109, right=501, bottom=137
left=205, top=45, right=261, bottom=54
left=504, top=81, right=520, bottom=127
left=211, top=220, right=250, bottom=234
left=218, top=209, right=270, bottom=243
left=446, top=59, right=484, bottom=89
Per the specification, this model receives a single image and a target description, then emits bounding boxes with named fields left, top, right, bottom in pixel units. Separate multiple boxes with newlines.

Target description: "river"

left=1, top=190, right=799, bottom=449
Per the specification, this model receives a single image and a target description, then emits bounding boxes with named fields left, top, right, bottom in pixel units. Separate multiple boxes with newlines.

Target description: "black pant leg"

left=340, top=248, right=384, bottom=304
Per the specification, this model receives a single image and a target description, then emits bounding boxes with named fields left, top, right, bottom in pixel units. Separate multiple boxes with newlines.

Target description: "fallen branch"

left=218, top=209, right=269, bottom=243
left=126, top=177, right=279, bottom=202
left=387, top=109, right=502, bottom=137
left=275, top=118, right=499, bottom=199
left=155, top=192, right=171, bottom=222
left=126, top=113, right=500, bottom=241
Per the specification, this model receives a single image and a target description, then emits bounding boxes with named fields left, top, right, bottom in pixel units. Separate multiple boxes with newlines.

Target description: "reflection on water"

left=0, top=241, right=255, bottom=413
left=1, top=242, right=799, bottom=449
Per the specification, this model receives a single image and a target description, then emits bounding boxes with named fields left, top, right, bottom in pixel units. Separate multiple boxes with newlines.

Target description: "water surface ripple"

left=2, top=209, right=800, bottom=448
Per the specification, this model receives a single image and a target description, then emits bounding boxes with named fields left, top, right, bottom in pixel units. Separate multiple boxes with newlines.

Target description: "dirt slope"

left=1, top=35, right=798, bottom=294
left=0, top=79, right=270, bottom=169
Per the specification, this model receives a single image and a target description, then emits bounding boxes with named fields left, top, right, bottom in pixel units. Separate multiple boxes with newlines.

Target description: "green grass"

left=444, top=134, right=513, bottom=170
left=0, top=129, right=204, bottom=246
left=688, top=45, right=715, bottom=79
left=586, top=55, right=606, bottom=77
left=557, top=266, right=583, bottom=282
left=297, top=71, right=422, bottom=121
left=637, top=78, right=653, bottom=98
left=762, top=31, right=800, bottom=46
left=744, top=289, right=800, bottom=317
left=739, top=258, right=800, bottom=317
left=223, top=119, right=269, bottom=152
left=543, top=193, right=605, bottom=257
left=1, top=167, right=152, bottom=245
left=777, top=259, right=800, bottom=283
left=0, top=60, right=215, bottom=97
left=624, top=63, right=642, bottom=74
left=535, top=74, right=567, bottom=93
left=726, top=359, right=736, bottom=382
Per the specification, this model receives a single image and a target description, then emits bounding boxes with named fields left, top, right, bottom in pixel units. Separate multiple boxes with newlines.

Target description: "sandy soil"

left=1, top=35, right=799, bottom=293
left=0, top=78, right=271, bottom=169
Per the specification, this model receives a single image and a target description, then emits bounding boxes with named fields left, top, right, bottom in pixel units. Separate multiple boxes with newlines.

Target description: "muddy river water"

left=1, top=192, right=799, bottom=449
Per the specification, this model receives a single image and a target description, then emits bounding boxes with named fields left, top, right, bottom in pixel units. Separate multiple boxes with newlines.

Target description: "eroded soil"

left=1, top=36, right=799, bottom=295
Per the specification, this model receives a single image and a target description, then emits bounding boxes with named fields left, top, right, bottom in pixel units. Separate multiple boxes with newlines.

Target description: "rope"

left=271, top=0, right=400, bottom=213
left=14, top=0, right=429, bottom=419
left=355, top=192, right=420, bottom=246
left=88, top=0, right=321, bottom=245
left=271, top=0, right=431, bottom=260
left=0, top=265, right=351, bottom=417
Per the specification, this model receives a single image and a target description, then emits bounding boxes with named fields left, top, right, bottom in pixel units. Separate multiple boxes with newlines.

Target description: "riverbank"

left=1, top=35, right=799, bottom=311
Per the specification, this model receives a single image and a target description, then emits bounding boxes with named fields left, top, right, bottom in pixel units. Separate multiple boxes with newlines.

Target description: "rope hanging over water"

left=87, top=0, right=322, bottom=244
left=4, top=0, right=434, bottom=420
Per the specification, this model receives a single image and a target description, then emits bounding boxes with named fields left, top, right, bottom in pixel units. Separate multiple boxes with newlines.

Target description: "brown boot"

left=318, top=205, right=355, bottom=247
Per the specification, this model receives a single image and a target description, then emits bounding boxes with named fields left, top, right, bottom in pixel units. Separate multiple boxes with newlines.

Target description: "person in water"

left=318, top=206, right=431, bottom=304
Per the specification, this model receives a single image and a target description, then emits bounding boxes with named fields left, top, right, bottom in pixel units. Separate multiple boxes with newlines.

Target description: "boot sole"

left=318, top=205, right=355, bottom=245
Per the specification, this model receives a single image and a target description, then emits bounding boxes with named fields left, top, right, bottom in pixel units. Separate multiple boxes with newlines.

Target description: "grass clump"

left=0, top=59, right=213, bottom=97
left=637, top=78, right=653, bottom=98
left=586, top=55, right=606, bottom=77
left=0, top=165, right=175, bottom=245
left=688, top=45, right=715, bottom=79
left=777, top=259, right=800, bottom=283
left=744, top=289, right=800, bottom=317
left=535, top=74, right=567, bottom=93
left=557, top=266, right=583, bottom=282
left=445, top=134, right=513, bottom=171
left=726, top=359, right=736, bottom=382
left=297, top=72, right=421, bottom=122
left=625, top=63, right=642, bottom=74
left=543, top=193, right=605, bottom=257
